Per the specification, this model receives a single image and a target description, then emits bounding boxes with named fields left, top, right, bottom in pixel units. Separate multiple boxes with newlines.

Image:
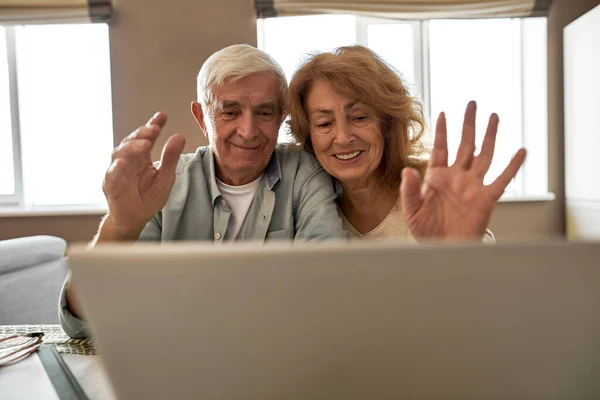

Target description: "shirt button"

left=215, top=233, right=221, bottom=240
left=221, top=199, right=227, bottom=206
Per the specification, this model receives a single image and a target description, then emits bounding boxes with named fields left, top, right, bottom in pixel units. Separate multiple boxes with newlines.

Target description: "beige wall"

left=2, top=0, right=599, bottom=243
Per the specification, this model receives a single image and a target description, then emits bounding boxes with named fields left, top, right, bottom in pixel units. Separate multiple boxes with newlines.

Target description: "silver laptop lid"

left=69, top=240, right=600, bottom=399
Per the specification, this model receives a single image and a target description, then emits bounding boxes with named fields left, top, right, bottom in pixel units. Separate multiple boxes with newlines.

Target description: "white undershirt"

left=216, top=174, right=263, bottom=241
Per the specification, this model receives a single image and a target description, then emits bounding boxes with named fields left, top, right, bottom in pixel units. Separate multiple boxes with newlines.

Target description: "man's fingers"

left=453, top=101, right=477, bottom=169
left=158, top=134, right=186, bottom=179
left=430, top=112, right=449, bottom=168
left=489, top=148, right=527, bottom=199
left=120, top=112, right=167, bottom=146
left=472, top=113, right=499, bottom=178
left=400, top=167, right=423, bottom=219
left=146, top=111, right=167, bottom=129
left=121, top=125, right=161, bottom=145
left=111, top=138, right=153, bottom=162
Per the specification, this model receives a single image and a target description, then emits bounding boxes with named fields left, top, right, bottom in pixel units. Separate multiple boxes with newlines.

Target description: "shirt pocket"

left=265, top=228, right=294, bottom=241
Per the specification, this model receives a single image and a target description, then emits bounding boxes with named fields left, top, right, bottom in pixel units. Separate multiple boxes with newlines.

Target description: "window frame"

left=0, top=23, right=114, bottom=212
left=259, top=15, right=550, bottom=199
left=1, top=26, right=24, bottom=207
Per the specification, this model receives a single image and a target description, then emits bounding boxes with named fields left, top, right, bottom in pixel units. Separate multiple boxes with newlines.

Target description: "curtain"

left=0, top=0, right=111, bottom=24
left=255, top=0, right=553, bottom=19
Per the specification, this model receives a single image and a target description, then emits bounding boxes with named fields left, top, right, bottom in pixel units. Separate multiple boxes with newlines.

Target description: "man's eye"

left=354, top=116, right=367, bottom=121
left=222, top=110, right=238, bottom=117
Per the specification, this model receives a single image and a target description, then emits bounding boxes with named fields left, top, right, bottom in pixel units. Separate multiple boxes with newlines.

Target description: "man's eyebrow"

left=219, top=100, right=241, bottom=109
left=217, top=100, right=279, bottom=113
left=255, top=102, right=278, bottom=112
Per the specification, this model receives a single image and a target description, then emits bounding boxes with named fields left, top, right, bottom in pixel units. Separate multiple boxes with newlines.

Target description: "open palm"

left=103, top=112, right=186, bottom=234
left=400, top=101, right=527, bottom=240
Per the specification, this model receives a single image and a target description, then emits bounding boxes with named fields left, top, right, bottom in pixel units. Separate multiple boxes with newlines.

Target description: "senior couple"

left=60, top=44, right=526, bottom=338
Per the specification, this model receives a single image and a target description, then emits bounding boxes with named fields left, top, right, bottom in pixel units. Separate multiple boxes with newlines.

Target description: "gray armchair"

left=0, top=235, right=69, bottom=324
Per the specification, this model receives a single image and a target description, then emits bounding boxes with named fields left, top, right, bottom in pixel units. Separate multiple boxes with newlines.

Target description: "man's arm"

left=59, top=214, right=162, bottom=338
left=65, top=212, right=152, bottom=319
left=59, top=112, right=184, bottom=338
left=92, top=214, right=149, bottom=245
left=58, top=272, right=88, bottom=339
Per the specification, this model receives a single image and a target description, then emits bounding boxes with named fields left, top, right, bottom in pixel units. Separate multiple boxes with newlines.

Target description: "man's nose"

left=236, top=111, right=258, bottom=140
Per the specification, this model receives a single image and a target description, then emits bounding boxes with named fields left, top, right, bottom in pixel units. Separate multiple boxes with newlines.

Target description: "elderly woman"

left=288, top=45, right=526, bottom=241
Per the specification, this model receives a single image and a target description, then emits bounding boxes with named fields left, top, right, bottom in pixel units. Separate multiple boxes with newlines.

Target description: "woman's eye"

left=316, top=122, right=332, bottom=128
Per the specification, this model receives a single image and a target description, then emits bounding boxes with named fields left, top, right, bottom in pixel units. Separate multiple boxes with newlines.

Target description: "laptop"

left=68, top=239, right=600, bottom=399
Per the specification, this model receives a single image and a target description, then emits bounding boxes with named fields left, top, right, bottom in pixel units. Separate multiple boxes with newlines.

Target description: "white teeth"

left=335, top=151, right=360, bottom=160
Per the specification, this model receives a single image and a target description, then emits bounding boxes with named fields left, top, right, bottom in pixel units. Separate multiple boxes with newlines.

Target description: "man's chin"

left=235, top=152, right=266, bottom=165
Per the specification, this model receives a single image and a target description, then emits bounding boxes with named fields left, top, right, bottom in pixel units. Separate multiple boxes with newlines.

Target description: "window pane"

left=429, top=19, right=519, bottom=192
left=16, top=24, right=113, bottom=206
left=259, top=15, right=357, bottom=81
left=258, top=15, right=357, bottom=142
left=0, top=26, right=15, bottom=196
left=367, top=23, right=417, bottom=93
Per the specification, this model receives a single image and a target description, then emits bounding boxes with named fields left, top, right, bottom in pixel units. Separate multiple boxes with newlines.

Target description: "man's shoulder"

left=160, top=147, right=212, bottom=214
left=275, top=144, right=322, bottom=175
left=175, top=146, right=208, bottom=174
left=166, top=147, right=210, bottom=202
left=151, top=146, right=208, bottom=174
left=273, top=144, right=333, bottom=200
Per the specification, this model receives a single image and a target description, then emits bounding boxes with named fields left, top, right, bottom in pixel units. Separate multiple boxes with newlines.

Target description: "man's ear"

left=191, top=101, right=208, bottom=138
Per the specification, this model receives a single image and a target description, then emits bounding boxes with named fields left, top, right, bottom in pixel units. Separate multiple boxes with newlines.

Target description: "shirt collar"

left=203, top=146, right=281, bottom=205
left=265, top=150, right=281, bottom=190
left=203, top=146, right=222, bottom=205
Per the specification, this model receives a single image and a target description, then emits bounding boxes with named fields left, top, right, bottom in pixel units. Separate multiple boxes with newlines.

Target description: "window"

left=0, top=23, right=113, bottom=210
left=258, top=15, right=548, bottom=198
left=0, top=27, right=15, bottom=198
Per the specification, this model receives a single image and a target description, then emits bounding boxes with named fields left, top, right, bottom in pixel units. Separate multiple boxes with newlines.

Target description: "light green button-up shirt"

left=138, top=145, right=345, bottom=243
left=59, top=145, right=346, bottom=338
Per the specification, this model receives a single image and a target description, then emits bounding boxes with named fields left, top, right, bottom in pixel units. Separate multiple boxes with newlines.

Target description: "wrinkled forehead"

left=212, top=72, right=282, bottom=110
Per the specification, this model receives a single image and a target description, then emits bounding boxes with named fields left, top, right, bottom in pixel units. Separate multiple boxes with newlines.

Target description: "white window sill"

left=0, top=204, right=108, bottom=217
left=0, top=193, right=556, bottom=218
left=499, top=193, right=556, bottom=203
left=0, top=193, right=555, bottom=218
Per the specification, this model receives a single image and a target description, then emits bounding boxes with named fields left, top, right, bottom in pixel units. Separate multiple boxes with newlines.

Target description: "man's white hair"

left=197, top=44, right=288, bottom=116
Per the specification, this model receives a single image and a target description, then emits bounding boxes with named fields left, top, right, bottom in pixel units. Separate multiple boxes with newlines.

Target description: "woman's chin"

left=333, top=172, right=373, bottom=186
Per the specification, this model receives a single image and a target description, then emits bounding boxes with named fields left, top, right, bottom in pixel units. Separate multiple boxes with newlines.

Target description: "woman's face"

left=305, top=79, right=385, bottom=186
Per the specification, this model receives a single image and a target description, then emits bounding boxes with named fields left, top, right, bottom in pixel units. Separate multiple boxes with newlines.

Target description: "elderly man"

left=60, top=44, right=345, bottom=338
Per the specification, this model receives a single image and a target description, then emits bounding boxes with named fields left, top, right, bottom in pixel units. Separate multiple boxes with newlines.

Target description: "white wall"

left=564, top=4, right=600, bottom=239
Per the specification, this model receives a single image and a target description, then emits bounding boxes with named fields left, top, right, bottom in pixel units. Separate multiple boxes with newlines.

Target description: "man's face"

left=193, top=72, right=283, bottom=186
